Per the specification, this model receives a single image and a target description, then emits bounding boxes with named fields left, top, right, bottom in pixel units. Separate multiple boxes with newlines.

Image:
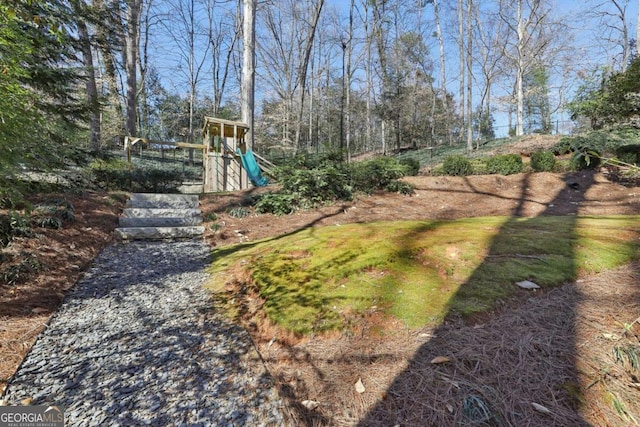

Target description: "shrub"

left=615, top=145, right=640, bottom=165
left=88, top=159, right=182, bottom=192
left=571, top=150, right=601, bottom=170
left=385, top=180, right=415, bottom=195
left=485, top=154, right=524, bottom=175
left=0, top=253, right=41, bottom=286
left=277, top=164, right=353, bottom=207
left=442, top=155, right=473, bottom=176
left=352, top=157, right=413, bottom=194
left=227, top=207, right=250, bottom=218
left=0, top=212, right=34, bottom=248
left=530, top=150, right=556, bottom=172
left=255, top=193, right=298, bottom=216
left=398, top=157, right=421, bottom=176
left=0, top=186, right=28, bottom=210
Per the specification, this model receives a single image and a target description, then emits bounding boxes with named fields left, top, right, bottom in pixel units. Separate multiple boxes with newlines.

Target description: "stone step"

left=122, top=208, right=202, bottom=218
left=127, top=193, right=200, bottom=209
left=115, top=226, right=205, bottom=241
left=115, top=193, right=204, bottom=241
left=119, top=216, right=203, bottom=228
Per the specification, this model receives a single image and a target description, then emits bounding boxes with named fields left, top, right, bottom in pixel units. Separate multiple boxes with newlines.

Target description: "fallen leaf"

left=602, top=333, right=618, bottom=340
left=31, top=307, right=48, bottom=314
left=446, top=403, right=454, bottom=413
left=430, top=356, right=451, bottom=364
left=301, top=400, right=319, bottom=410
left=355, top=378, right=366, bottom=394
left=531, top=402, right=551, bottom=414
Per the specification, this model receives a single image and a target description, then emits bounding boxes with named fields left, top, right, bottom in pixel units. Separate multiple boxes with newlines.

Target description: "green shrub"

left=571, top=150, right=601, bottom=170
left=227, top=207, right=250, bottom=218
left=203, top=212, right=218, bottom=222
left=0, top=253, right=41, bottom=286
left=352, top=157, right=412, bottom=193
left=88, top=159, right=181, bottom=192
left=615, top=145, right=640, bottom=165
left=0, top=212, right=34, bottom=248
left=398, top=157, right=421, bottom=176
left=277, top=164, right=353, bottom=206
left=385, top=180, right=415, bottom=195
left=485, top=154, right=523, bottom=175
left=255, top=193, right=298, bottom=216
left=530, top=150, right=556, bottom=172
left=0, top=187, right=28, bottom=210
left=442, top=155, right=473, bottom=176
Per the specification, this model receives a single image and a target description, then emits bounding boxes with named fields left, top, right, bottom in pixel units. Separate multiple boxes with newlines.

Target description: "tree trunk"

left=94, top=0, right=124, bottom=137
left=242, top=0, right=256, bottom=148
left=458, top=0, right=465, bottom=136
left=124, top=0, right=142, bottom=137
left=345, top=0, right=354, bottom=162
left=466, top=0, right=473, bottom=151
left=433, top=0, right=448, bottom=145
left=516, top=0, right=525, bottom=136
left=77, top=17, right=101, bottom=149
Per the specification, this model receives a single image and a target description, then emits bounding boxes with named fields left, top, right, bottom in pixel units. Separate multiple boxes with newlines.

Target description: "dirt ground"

left=1, top=166, right=639, bottom=425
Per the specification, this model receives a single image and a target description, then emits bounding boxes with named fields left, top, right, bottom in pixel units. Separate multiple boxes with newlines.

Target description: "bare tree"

left=499, top=0, right=552, bottom=136
left=474, top=2, right=505, bottom=144
left=161, top=0, right=212, bottom=142
left=588, top=0, right=631, bottom=71
left=257, top=0, right=324, bottom=151
left=208, top=0, right=242, bottom=115
left=293, top=0, right=325, bottom=150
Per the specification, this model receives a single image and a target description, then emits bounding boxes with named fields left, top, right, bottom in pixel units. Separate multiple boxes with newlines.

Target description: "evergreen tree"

left=0, top=0, right=84, bottom=180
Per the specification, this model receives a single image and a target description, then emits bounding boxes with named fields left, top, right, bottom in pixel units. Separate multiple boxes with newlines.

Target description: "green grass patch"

left=207, top=216, right=640, bottom=334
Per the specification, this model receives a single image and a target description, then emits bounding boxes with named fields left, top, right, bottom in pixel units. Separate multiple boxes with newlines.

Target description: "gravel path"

left=2, top=240, right=285, bottom=426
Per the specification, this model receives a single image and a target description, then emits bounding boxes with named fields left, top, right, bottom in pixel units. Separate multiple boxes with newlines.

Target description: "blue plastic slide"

left=238, top=149, right=269, bottom=187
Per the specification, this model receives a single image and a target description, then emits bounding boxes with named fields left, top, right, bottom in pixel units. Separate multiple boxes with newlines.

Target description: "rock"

left=516, top=280, right=540, bottom=290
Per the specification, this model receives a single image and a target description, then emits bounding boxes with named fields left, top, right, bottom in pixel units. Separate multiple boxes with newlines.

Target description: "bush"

left=571, top=150, right=601, bottom=170
left=277, top=164, right=353, bottom=207
left=385, top=180, right=415, bottom=195
left=398, top=157, right=421, bottom=176
left=0, top=212, right=34, bottom=248
left=255, top=193, right=298, bottom=216
left=485, top=154, right=523, bottom=175
left=88, top=159, right=182, bottom=192
left=352, top=157, right=409, bottom=194
left=442, top=155, right=473, bottom=176
left=615, top=144, right=640, bottom=165
left=530, top=150, right=556, bottom=172
left=227, top=207, right=250, bottom=218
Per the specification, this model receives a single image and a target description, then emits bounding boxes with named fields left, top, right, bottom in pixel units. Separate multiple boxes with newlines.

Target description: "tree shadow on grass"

left=356, top=172, right=598, bottom=426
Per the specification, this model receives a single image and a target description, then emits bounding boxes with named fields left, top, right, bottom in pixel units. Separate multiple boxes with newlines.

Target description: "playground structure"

left=201, top=117, right=270, bottom=192
left=123, top=117, right=270, bottom=193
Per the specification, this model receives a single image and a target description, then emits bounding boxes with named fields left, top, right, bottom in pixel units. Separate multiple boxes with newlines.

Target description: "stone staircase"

left=115, top=193, right=205, bottom=240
